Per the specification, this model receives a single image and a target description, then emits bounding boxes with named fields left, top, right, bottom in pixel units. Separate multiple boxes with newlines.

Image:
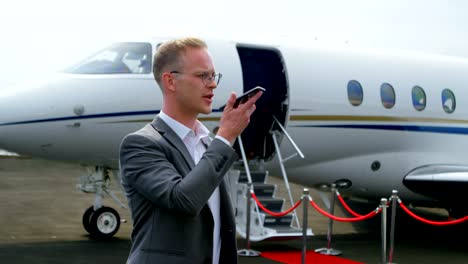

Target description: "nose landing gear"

left=78, top=166, right=126, bottom=239
left=82, top=206, right=121, bottom=239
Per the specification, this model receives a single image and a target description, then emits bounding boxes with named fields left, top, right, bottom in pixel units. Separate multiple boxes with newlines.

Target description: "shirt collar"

left=159, top=111, right=210, bottom=142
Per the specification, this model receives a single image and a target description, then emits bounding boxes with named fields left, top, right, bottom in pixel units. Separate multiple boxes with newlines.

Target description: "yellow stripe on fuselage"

left=99, top=115, right=468, bottom=125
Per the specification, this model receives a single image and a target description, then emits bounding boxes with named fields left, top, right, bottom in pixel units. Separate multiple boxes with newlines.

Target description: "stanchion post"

left=380, top=198, right=388, bottom=264
left=315, top=184, right=342, bottom=256
left=246, top=183, right=252, bottom=250
left=302, top=188, right=309, bottom=264
left=237, top=183, right=260, bottom=257
left=388, top=190, right=398, bottom=264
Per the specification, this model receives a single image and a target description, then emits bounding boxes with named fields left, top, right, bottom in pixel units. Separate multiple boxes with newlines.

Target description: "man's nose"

left=208, top=79, right=217, bottom=89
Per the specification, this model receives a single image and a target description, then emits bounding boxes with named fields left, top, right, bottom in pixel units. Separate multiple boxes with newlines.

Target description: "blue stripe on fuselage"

left=0, top=109, right=225, bottom=126
left=3, top=111, right=468, bottom=136
left=0, top=110, right=160, bottom=126
left=293, top=124, right=468, bottom=135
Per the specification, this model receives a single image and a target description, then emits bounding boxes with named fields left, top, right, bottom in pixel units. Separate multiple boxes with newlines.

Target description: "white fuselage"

left=1, top=38, right=468, bottom=206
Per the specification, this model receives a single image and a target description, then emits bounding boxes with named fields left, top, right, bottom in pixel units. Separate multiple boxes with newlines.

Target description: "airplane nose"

left=0, top=104, right=4, bottom=149
left=0, top=95, right=12, bottom=153
left=0, top=132, right=3, bottom=151
left=0, top=112, right=14, bottom=156
left=0, top=80, right=45, bottom=156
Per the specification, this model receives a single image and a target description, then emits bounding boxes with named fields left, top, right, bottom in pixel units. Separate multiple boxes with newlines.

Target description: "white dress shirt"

left=159, top=111, right=230, bottom=264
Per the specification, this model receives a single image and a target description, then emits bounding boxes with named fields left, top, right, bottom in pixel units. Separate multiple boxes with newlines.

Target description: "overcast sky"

left=1, top=0, right=468, bottom=90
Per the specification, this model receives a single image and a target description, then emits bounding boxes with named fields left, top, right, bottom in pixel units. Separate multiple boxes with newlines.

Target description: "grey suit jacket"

left=120, top=116, right=239, bottom=264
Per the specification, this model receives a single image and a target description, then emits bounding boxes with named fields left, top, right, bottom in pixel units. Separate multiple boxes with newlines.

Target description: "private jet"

left=1, top=37, right=468, bottom=239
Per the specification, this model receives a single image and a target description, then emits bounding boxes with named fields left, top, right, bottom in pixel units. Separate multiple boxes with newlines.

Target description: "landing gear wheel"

left=89, top=206, right=120, bottom=239
left=82, top=206, right=95, bottom=234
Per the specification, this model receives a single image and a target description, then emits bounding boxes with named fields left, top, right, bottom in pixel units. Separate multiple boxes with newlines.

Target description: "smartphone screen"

left=219, top=86, right=265, bottom=110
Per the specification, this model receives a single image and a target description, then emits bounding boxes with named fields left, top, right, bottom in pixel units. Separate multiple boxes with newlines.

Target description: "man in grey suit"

left=119, top=37, right=262, bottom=264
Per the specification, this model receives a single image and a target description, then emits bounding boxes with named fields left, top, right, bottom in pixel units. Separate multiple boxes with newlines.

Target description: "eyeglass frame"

left=170, top=71, right=223, bottom=86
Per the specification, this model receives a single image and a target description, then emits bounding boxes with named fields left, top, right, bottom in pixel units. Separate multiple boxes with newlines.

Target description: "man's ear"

left=162, top=72, right=176, bottom=92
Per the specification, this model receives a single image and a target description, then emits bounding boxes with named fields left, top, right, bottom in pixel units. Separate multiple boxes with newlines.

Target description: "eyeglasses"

left=170, top=71, right=223, bottom=86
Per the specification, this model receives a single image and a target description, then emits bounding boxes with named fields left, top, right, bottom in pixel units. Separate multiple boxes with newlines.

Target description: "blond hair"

left=153, top=37, right=208, bottom=88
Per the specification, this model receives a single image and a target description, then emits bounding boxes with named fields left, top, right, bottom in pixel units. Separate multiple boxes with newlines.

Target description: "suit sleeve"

left=120, top=133, right=238, bottom=216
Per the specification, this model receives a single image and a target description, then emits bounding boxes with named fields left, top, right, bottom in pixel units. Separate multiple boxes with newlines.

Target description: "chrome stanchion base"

left=315, top=247, right=342, bottom=256
left=237, top=249, right=261, bottom=257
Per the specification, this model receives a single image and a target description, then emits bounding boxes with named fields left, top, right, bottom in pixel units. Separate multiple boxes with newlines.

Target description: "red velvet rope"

left=336, top=192, right=364, bottom=217
left=309, top=198, right=381, bottom=222
left=398, top=200, right=468, bottom=226
left=251, top=192, right=302, bottom=217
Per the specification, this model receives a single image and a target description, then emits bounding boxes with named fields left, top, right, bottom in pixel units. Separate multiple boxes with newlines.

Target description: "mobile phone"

left=220, top=86, right=265, bottom=110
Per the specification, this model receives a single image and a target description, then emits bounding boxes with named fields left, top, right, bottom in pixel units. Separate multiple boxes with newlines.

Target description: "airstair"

left=228, top=117, right=313, bottom=241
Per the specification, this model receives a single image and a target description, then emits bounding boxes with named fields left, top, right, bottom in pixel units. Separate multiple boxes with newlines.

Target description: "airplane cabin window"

left=347, top=80, right=363, bottom=106
left=380, top=83, right=396, bottom=109
left=63, top=42, right=152, bottom=74
left=442, top=88, right=456, bottom=113
left=412, top=86, right=426, bottom=111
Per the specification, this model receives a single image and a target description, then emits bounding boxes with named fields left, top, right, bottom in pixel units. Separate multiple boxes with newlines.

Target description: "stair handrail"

left=237, top=135, right=253, bottom=184
left=237, top=135, right=264, bottom=233
left=272, top=131, right=301, bottom=228
left=272, top=116, right=305, bottom=161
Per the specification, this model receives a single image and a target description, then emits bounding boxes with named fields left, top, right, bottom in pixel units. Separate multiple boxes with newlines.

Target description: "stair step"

left=263, top=214, right=293, bottom=227
left=256, top=197, right=284, bottom=212
left=252, top=183, right=275, bottom=197
left=238, top=171, right=267, bottom=183
left=271, top=226, right=303, bottom=234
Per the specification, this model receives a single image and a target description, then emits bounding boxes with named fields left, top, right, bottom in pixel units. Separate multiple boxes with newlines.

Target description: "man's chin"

left=200, top=107, right=212, bottom=115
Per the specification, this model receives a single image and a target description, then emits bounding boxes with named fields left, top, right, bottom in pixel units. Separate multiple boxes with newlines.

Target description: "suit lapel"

left=151, top=116, right=196, bottom=169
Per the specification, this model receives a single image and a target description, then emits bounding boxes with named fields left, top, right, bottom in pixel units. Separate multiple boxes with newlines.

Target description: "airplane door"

left=235, top=44, right=289, bottom=161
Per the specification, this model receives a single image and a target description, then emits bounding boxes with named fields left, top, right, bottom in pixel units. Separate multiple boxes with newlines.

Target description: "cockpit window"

left=64, top=42, right=152, bottom=74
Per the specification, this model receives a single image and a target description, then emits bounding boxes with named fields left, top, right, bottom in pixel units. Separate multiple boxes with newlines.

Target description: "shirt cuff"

left=215, top=135, right=232, bottom=146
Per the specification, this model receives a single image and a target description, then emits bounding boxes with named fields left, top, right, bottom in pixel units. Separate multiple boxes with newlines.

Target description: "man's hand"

left=216, top=90, right=263, bottom=145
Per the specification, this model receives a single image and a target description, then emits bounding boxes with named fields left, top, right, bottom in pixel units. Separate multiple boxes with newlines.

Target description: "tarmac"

left=0, top=157, right=468, bottom=263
